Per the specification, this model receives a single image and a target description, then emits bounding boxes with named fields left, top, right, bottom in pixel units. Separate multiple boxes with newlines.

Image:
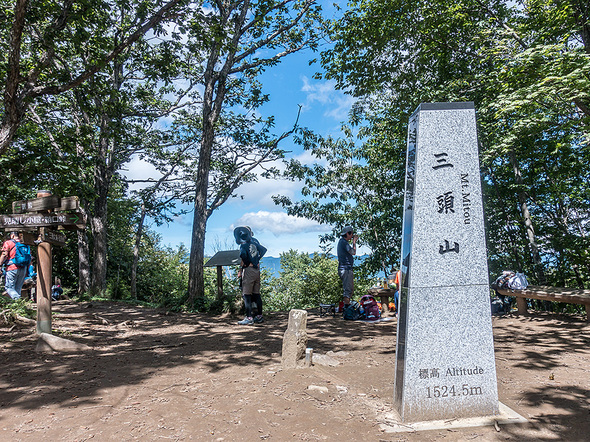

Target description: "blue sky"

left=125, top=6, right=365, bottom=258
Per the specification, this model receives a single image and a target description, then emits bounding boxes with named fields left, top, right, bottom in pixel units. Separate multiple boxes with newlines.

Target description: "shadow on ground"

left=0, top=301, right=394, bottom=413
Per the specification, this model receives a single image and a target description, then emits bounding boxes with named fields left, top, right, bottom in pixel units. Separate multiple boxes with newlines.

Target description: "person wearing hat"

left=234, top=226, right=267, bottom=325
left=337, top=226, right=358, bottom=312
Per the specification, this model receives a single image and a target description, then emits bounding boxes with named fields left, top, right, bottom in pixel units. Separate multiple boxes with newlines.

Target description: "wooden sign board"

left=40, top=228, right=67, bottom=247
left=21, top=232, right=39, bottom=246
left=0, top=212, right=85, bottom=229
left=12, top=196, right=60, bottom=213
left=57, top=196, right=80, bottom=212
left=12, top=196, right=79, bottom=214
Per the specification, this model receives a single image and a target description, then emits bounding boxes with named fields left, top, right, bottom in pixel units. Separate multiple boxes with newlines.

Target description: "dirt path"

left=1, top=301, right=589, bottom=441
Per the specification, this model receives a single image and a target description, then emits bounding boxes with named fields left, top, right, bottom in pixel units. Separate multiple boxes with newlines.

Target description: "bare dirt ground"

left=1, top=301, right=589, bottom=441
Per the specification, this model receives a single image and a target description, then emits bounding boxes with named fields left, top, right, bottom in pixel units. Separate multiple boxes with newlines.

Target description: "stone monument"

left=394, top=102, right=499, bottom=422
left=282, top=309, right=308, bottom=369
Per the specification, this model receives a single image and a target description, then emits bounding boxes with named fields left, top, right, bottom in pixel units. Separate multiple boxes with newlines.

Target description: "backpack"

left=360, top=294, right=380, bottom=321
left=508, top=272, right=528, bottom=290
left=343, top=301, right=363, bottom=320
left=491, top=271, right=514, bottom=290
left=10, top=241, right=31, bottom=268
left=51, top=285, right=63, bottom=301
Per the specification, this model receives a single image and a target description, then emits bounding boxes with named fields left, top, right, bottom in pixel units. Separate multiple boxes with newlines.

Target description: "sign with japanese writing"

left=12, top=196, right=80, bottom=214
left=40, top=228, right=67, bottom=247
left=394, top=103, right=499, bottom=423
left=0, top=212, right=85, bottom=229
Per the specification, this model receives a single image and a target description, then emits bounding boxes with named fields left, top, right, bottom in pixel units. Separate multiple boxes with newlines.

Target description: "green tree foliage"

left=276, top=116, right=405, bottom=279
left=0, top=0, right=189, bottom=153
left=290, top=0, right=590, bottom=288
left=266, top=250, right=342, bottom=310
left=1, top=1, right=201, bottom=296
left=0, top=0, right=326, bottom=310
left=173, top=0, right=324, bottom=307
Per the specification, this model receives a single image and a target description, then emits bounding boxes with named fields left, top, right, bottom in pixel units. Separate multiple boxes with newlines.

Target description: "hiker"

left=234, top=226, right=267, bottom=325
left=393, top=269, right=401, bottom=315
left=337, top=226, right=357, bottom=312
left=0, top=232, right=31, bottom=300
left=22, top=257, right=37, bottom=301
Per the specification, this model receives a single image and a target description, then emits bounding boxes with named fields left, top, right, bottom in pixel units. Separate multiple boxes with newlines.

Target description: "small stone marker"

left=394, top=102, right=499, bottom=422
left=281, top=309, right=308, bottom=368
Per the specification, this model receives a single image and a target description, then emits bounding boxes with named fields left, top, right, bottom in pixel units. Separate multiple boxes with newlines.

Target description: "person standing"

left=393, top=269, right=401, bottom=316
left=337, top=226, right=357, bottom=312
left=234, top=226, right=267, bottom=325
left=0, top=232, right=31, bottom=300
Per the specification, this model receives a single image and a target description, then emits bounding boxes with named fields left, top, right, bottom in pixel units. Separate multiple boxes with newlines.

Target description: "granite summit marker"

left=394, top=102, right=499, bottom=422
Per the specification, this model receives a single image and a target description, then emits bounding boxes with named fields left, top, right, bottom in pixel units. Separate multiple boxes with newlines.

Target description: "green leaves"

left=266, top=250, right=341, bottom=309
left=298, top=0, right=590, bottom=287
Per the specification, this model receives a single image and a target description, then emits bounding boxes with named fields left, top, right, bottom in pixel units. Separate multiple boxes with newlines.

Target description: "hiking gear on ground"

left=360, top=294, right=380, bottom=321
left=343, top=301, right=362, bottom=320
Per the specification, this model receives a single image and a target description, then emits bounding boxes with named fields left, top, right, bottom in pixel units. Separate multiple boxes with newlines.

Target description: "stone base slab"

left=380, top=402, right=527, bottom=433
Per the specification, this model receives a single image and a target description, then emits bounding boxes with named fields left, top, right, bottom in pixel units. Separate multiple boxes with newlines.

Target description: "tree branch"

left=30, top=0, right=187, bottom=98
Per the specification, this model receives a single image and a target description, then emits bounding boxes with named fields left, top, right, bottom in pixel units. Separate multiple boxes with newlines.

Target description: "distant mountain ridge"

left=259, top=256, right=282, bottom=277
left=260, top=254, right=370, bottom=278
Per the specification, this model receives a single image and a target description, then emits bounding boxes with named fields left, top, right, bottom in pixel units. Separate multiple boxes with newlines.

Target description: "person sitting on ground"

left=51, top=282, right=63, bottom=301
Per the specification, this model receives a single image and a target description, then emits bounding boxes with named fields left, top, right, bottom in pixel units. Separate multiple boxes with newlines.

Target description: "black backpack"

left=343, top=301, right=363, bottom=320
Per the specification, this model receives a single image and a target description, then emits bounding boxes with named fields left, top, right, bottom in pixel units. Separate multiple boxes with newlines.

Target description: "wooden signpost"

left=1, top=191, right=86, bottom=335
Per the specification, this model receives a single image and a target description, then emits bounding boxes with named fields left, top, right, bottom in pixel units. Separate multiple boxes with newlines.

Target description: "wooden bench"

left=495, top=285, right=590, bottom=322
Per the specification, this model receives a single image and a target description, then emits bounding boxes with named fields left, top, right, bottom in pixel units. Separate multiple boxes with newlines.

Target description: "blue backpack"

left=11, top=241, right=32, bottom=268
left=343, top=301, right=363, bottom=320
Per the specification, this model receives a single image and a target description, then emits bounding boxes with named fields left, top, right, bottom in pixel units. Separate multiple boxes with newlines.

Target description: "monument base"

left=380, top=402, right=527, bottom=433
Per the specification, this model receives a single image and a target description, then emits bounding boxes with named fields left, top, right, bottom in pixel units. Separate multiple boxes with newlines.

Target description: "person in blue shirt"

left=22, top=258, right=37, bottom=301
left=337, top=226, right=357, bottom=312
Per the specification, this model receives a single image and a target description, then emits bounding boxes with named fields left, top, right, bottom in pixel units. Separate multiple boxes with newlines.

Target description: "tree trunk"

left=187, top=121, right=215, bottom=308
left=187, top=205, right=207, bottom=308
left=186, top=22, right=228, bottom=307
left=508, top=149, right=546, bottom=284
left=90, top=212, right=108, bottom=293
left=77, top=229, right=90, bottom=294
left=90, top=134, right=111, bottom=294
left=131, top=203, right=147, bottom=300
left=1, top=0, right=28, bottom=155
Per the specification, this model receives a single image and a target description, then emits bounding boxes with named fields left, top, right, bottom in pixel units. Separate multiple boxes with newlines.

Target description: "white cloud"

left=301, top=76, right=355, bottom=121
left=122, top=155, right=162, bottom=192
left=292, top=149, right=327, bottom=167
left=232, top=211, right=328, bottom=236
left=227, top=151, right=326, bottom=209
left=230, top=176, right=300, bottom=209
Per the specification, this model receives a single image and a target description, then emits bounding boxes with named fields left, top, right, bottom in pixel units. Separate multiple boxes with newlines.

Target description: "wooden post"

left=36, top=190, right=53, bottom=335
left=37, top=241, right=52, bottom=334
left=380, top=295, right=390, bottom=314
left=516, top=296, right=527, bottom=315
left=216, top=265, right=223, bottom=300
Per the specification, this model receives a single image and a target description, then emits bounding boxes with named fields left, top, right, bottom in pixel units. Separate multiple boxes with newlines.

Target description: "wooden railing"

left=495, top=285, right=590, bottom=322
